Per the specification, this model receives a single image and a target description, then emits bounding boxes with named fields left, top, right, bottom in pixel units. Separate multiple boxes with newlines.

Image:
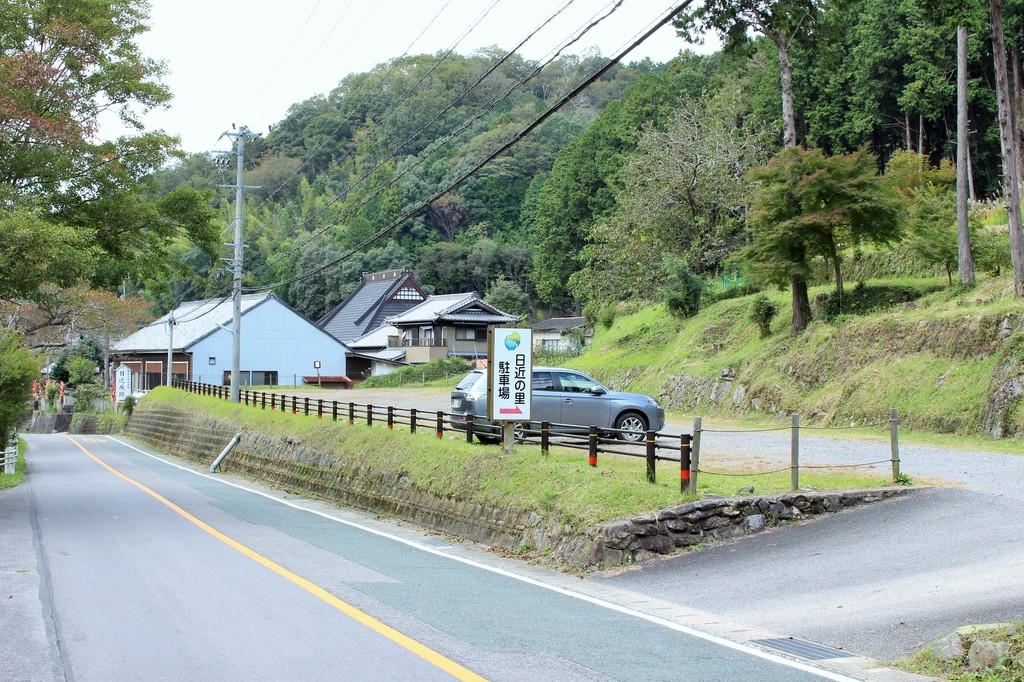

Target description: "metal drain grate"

left=751, top=638, right=851, bottom=660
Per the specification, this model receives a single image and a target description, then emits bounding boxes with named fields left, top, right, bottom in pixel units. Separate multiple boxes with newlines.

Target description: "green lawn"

left=0, top=438, right=26, bottom=490
left=141, top=388, right=891, bottom=525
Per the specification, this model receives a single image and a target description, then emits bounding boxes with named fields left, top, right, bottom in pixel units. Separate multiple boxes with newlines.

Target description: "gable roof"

left=113, top=293, right=273, bottom=353
left=385, top=292, right=519, bottom=326
left=531, top=316, right=586, bottom=332
left=347, top=325, right=398, bottom=350
left=318, top=269, right=424, bottom=343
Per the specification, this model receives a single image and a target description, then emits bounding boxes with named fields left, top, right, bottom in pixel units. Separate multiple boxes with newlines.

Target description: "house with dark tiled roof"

left=318, top=269, right=426, bottom=344
left=317, top=269, right=426, bottom=378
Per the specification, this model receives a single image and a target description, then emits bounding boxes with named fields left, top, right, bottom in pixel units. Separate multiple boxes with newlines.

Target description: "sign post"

left=314, top=360, right=322, bottom=388
left=487, top=328, right=533, bottom=455
left=114, top=365, right=132, bottom=405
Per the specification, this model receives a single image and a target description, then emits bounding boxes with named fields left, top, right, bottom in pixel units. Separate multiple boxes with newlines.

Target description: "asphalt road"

left=281, top=386, right=1024, bottom=659
left=8, top=434, right=849, bottom=682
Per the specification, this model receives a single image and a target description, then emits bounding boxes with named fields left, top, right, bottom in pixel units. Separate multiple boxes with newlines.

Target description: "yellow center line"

left=65, top=436, right=486, bottom=682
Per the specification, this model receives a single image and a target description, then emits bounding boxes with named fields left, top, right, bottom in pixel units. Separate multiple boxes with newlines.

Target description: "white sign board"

left=487, top=328, right=532, bottom=422
left=114, top=365, right=133, bottom=403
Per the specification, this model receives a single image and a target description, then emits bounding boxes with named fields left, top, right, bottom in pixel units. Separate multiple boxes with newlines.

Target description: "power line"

left=249, top=0, right=491, bottom=213
left=249, top=0, right=694, bottom=293
left=249, top=0, right=361, bottom=126
left=235, top=0, right=325, bottom=123
left=249, top=0, right=613, bottom=279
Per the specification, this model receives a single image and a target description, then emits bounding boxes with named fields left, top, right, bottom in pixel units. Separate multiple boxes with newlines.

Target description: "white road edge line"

left=104, top=435, right=857, bottom=682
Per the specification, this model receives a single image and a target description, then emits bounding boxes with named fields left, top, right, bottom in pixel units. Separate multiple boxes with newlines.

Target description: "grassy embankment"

left=0, top=438, right=26, bottom=490
left=567, top=275, right=1024, bottom=444
left=140, top=388, right=887, bottom=524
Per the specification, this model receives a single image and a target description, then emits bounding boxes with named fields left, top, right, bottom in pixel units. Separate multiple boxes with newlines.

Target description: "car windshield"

left=455, top=372, right=484, bottom=395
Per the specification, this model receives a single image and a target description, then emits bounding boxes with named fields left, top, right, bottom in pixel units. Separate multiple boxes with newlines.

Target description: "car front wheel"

left=615, top=412, right=648, bottom=442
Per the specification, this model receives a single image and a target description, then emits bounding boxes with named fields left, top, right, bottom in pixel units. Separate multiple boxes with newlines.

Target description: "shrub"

left=704, top=280, right=761, bottom=303
left=66, top=356, right=97, bottom=386
left=662, top=254, right=704, bottom=319
left=121, top=395, right=136, bottom=417
left=0, top=331, right=41, bottom=438
left=361, top=357, right=472, bottom=389
left=813, top=282, right=938, bottom=321
left=749, top=295, right=778, bottom=338
left=584, top=301, right=618, bottom=329
left=72, top=383, right=108, bottom=412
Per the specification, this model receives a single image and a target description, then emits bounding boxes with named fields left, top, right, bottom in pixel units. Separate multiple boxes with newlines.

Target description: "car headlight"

left=647, top=397, right=661, bottom=407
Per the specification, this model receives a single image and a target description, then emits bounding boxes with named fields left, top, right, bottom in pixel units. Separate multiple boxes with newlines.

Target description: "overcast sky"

left=100, top=0, right=719, bottom=152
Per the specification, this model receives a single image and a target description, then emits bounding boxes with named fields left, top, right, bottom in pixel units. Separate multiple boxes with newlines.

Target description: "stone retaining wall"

left=128, top=403, right=913, bottom=569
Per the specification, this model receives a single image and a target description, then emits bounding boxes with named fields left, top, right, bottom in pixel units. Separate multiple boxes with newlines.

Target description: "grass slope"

left=0, top=438, right=26, bottom=490
left=569, top=276, right=1024, bottom=437
left=138, top=388, right=886, bottom=525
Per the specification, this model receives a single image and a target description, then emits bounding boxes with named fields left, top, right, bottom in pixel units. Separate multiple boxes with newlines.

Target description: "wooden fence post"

left=688, top=417, right=701, bottom=495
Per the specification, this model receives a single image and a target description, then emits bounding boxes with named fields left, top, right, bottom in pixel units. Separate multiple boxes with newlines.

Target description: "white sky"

left=101, top=0, right=719, bottom=153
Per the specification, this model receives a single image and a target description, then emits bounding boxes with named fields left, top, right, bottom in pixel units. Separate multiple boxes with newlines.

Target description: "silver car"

left=449, top=367, right=665, bottom=443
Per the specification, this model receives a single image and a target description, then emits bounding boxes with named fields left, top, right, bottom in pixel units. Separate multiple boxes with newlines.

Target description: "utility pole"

left=217, top=126, right=260, bottom=403
left=166, top=315, right=175, bottom=387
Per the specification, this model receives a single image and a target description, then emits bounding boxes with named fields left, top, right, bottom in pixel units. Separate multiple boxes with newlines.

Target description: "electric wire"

left=247, top=0, right=460, bottom=210
left=244, top=0, right=502, bottom=237
left=249, top=0, right=618, bottom=280
left=248, top=0, right=693, bottom=293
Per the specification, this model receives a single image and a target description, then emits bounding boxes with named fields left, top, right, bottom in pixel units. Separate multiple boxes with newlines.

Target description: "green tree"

left=675, top=0, right=818, bottom=147
left=0, top=331, right=41, bottom=438
left=572, top=88, right=774, bottom=304
left=744, top=146, right=901, bottom=331
left=484, top=277, right=529, bottom=318
left=1, top=0, right=218, bottom=298
left=65, top=356, right=97, bottom=387
left=661, top=255, right=704, bottom=319
left=530, top=58, right=711, bottom=308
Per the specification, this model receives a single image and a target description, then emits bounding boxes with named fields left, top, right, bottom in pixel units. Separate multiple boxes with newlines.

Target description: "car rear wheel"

left=615, top=412, right=648, bottom=442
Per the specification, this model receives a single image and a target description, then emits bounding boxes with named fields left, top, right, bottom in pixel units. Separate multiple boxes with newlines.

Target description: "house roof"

left=347, top=325, right=398, bottom=350
left=384, top=293, right=519, bottom=326
left=113, top=293, right=273, bottom=353
left=531, top=316, right=586, bottom=332
left=318, top=269, right=424, bottom=343
left=349, top=348, right=407, bottom=365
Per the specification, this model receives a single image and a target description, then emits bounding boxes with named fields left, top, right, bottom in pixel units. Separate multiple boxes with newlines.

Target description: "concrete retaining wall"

left=127, top=403, right=912, bottom=569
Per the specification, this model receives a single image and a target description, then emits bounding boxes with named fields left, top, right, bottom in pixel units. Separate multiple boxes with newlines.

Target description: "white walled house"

left=530, top=317, right=589, bottom=353
left=112, top=293, right=349, bottom=389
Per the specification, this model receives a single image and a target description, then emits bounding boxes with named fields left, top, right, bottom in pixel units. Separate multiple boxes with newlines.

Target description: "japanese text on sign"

left=488, top=328, right=532, bottom=421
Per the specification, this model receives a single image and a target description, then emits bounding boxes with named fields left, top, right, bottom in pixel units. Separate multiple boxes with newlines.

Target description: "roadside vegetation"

left=139, top=388, right=888, bottom=524
left=897, top=622, right=1024, bottom=681
left=360, top=358, right=472, bottom=389
left=568, top=274, right=1024, bottom=438
left=0, top=439, right=27, bottom=490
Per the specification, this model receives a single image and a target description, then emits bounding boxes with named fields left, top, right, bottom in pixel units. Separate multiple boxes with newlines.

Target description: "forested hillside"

left=148, top=0, right=1024, bottom=326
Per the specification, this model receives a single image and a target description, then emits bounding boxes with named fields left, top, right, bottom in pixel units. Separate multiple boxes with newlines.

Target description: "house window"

left=394, top=287, right=423, bottom=301
left=251, top=371, right=278, bottom=386
left=455, top=327, right=487, bottom=341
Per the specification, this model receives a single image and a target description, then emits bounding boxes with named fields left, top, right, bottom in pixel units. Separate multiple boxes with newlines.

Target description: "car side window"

left=532, top=371, right=555, bottom=391
left=555, top=372, right=599, bottom=393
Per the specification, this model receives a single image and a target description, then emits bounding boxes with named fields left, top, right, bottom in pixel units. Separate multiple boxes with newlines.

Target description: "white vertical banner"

left=488, top=328, right=533, bottom=421
left=114, top=365, right=132, bottom=403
